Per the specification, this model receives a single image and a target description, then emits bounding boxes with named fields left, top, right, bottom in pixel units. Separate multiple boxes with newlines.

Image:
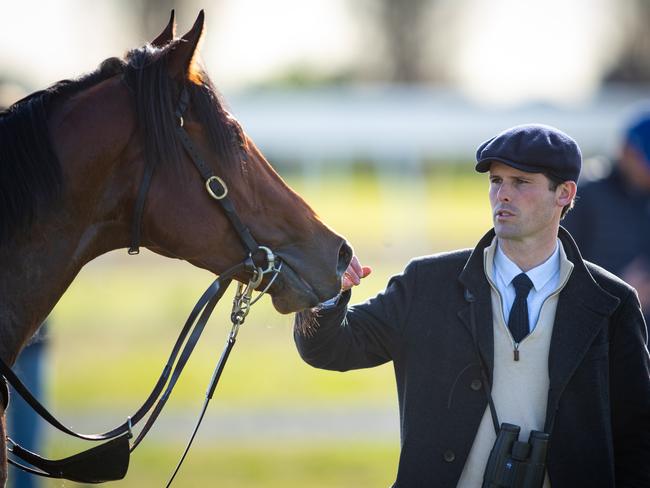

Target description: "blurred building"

left=226, top=85, right=650, bottom=171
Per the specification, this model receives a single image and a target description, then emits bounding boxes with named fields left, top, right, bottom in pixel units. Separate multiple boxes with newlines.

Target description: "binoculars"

left=482, top=423, right=550, bottom=488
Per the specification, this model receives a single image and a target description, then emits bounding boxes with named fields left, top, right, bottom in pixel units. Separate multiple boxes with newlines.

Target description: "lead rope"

left=165, top=261, right=282, bottom=487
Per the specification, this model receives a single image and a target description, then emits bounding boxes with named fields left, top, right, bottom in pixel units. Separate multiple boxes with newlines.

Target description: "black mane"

left=0, top=41, right=242, bottom=246
left=0, top=58, right=124, bottom=245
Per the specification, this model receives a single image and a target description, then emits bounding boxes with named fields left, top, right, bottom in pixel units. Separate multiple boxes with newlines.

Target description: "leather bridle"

left=129, top=85, right=267, bottom=261
left=2, top=83, right=283, bottom=485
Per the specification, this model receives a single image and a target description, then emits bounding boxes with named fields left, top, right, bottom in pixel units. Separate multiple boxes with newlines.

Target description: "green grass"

left=31, top=169, right=493, bottom=486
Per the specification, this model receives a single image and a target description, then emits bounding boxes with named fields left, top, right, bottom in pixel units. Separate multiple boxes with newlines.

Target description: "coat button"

left=470, top=379, right=482, bottom=391
left=443, top=450, right=455, bottom=462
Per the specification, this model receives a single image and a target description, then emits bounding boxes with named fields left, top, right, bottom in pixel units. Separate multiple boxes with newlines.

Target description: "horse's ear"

left=166, top=10, right=205, bottom=83
left=151, top=10, right=176, bottom=47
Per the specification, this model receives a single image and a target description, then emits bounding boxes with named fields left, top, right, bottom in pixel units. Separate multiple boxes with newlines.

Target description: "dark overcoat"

left=294, top=227, right=650, bottom=487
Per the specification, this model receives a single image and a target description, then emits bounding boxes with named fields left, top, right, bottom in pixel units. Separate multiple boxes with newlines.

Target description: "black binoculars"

left=482, top=423, right=550, bottom=488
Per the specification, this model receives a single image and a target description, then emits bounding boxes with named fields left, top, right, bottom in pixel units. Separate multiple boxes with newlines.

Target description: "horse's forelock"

left=123, top=42, right=243, bottom=178
left=187, top=76, right=244, bottom=168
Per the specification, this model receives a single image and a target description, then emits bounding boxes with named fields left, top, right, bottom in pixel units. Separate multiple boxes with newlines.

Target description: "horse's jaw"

left=268, top=262, right=322, bottom=314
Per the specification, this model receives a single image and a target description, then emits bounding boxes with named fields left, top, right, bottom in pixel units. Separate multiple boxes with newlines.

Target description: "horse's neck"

left=0, top=86, right=138, bottom=364
left=0, top=209, right=125, bottom=365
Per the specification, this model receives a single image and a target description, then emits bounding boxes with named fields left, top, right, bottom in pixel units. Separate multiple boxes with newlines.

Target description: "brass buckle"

left=205, top=176, right=228, bottom=200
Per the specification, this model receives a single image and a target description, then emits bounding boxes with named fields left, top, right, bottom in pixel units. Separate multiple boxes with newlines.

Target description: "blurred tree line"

left=358, top=0, right=650, bottom=85
left=42, top=0, right=650, bottom=87
left=2, top=0, right=650, bottom=106
left=605, top=0, right=650, bottom=83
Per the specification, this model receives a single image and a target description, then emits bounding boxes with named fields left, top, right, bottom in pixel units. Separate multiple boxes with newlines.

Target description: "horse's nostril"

left=337, top=241, right=353, bottom=277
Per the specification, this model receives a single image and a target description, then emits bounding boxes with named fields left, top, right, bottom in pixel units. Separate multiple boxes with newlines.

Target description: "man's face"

left=488, top=162, right=565, bottom=243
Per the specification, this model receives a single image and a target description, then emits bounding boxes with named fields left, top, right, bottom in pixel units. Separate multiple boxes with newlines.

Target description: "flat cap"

left=475, top=124, right=581, bottom=182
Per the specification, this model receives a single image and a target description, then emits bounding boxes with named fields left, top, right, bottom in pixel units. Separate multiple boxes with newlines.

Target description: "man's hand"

left=341, top=255, right=372, bottom=292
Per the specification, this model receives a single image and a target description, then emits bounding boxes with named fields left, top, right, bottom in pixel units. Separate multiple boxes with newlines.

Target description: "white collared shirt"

left=493, top=240, right=561, bottom=333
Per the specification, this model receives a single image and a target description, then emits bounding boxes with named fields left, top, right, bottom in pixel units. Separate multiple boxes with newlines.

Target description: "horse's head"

left=69, top=12, right=350, bottom=313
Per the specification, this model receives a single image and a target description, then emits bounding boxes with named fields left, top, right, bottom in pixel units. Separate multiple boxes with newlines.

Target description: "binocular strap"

left=468, top=300, right=501, bottom=435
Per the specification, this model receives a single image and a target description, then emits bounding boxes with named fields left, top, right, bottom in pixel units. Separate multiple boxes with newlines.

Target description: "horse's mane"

left=0, top=58, right=124, bottom=245
left=0, top=41, right=242, bottom=246
left=123, top=42, right=244, bottom=184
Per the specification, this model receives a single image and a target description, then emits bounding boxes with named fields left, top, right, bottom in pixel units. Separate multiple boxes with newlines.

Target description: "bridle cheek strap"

left=128, top=84, right=260, bottom=258
left=173, top=109, right=259, bottom=256
left=128, top=154, right=156, bottom=255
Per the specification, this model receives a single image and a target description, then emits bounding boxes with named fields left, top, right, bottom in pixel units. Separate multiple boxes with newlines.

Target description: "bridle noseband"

left=3, top=83, right=284, bottom=486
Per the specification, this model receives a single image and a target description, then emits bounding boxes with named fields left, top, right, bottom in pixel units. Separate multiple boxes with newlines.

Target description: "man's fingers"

left=360, top=266, right=372, bottom=278
left=341, top=260, right=372, bottom=291
left=349, top=255, right=363, bottom=276
left=341, top=276, right=356, bottom=291
left=344, top=269, right=360, bottom=286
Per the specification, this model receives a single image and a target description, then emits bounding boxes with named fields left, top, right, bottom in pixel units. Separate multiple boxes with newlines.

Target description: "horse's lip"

left=267, top=253, right=321, bottom=311
left=272, top=255, right=318, bottom=299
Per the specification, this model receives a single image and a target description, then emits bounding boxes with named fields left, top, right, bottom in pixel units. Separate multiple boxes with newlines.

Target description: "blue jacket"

left=294, top=228, right=650, bottom=487
left=563, top=167, right=650, bottom=324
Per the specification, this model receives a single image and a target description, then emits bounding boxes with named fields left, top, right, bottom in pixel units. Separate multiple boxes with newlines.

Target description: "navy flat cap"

left=475, top=124, right=582, bottom=182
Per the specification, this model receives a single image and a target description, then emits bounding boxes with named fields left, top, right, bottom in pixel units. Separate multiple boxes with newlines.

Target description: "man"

left=294, top=124, right=650, bottom=487
left=564, top=108, right=650, bottom=325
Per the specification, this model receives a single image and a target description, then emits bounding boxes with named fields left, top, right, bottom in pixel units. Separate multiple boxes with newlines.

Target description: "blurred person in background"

left=7, top=324, right=48, bottom=488
left=295, top=125, right=650, bottom=487
left=563, top=107, right=650, bottom=324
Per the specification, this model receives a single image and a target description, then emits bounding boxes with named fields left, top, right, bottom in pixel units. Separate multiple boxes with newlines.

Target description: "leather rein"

left=1, top=84, right=282, bottom=485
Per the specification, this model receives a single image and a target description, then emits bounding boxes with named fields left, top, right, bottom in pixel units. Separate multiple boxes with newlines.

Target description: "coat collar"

left=457, top=229, right=497, bottom=375
left=456, top=227, right=620, bottom=416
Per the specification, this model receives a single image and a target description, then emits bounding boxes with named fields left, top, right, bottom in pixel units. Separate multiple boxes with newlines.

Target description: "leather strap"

left=128, top=153, right=156, bottom=255
left=4, top=258, right=255, bottom=481
left=129, top=84, right=260, bottom=256
left=465, top=289, right=501, bottom=435
left=165, top=321, right=238, bottom=487
left=172, top=88, right=259, bottom=255
left=130, top=272, right=233, bottom=449
left=3, top=262, right=246, bottom=443
left=9, top=435, right=130, bottom=483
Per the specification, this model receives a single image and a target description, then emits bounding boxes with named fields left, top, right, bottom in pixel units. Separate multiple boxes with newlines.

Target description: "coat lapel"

left=458, top=230, right=497, bottom=377
left=545, top=228, right=620, bottom=428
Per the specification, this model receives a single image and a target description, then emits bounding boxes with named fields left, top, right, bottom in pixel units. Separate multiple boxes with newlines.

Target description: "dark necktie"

left=508, top=273, right=534, bottom=343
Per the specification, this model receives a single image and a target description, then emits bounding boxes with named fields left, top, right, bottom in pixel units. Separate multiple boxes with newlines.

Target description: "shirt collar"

left=494, top=239, right=560, bottom=291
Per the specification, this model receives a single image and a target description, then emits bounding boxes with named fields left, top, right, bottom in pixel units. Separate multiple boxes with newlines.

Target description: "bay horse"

left=0, top=11, right=351, bottom=485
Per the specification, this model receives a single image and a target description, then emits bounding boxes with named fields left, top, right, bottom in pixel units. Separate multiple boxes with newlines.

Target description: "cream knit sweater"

left=457, top=239, right=574, bottom=487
